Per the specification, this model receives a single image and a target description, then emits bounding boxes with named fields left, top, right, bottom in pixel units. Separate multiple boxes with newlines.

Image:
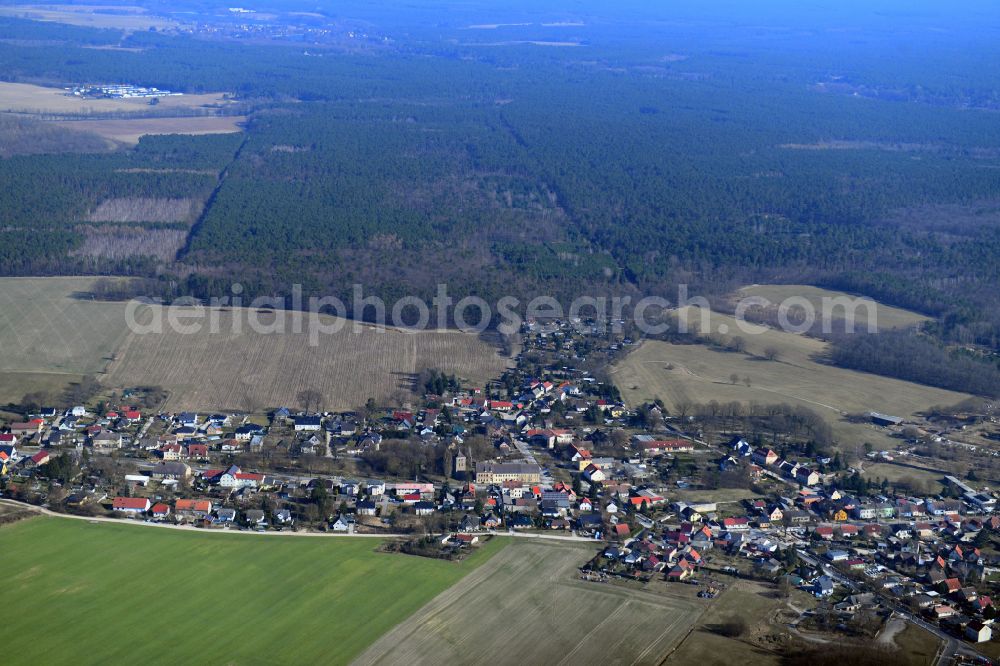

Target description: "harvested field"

left=88, top=197, right=199, bottom=223
left=613, top=308, right=972, bottom=451
left=353, top=539, right=702, bottom=666
left=72, top=225, right=189, bottom=261
left=105, top=307, right=513, bottom=411
left=736, top=284, right=929, bottom=331
left=0, top=82, right=231, bottom=115
left=54, top=115, right=245, bottom=144
left=0, top=277, right=511, bottom=412
left=0, top=277, right=134, bottom=375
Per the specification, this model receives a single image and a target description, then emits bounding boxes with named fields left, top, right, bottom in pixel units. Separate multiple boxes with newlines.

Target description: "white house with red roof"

left=637, top=439, right=694, bottom=456
left=29, top=451, right=50, bottom=467
left=721, top=517, right=750, bottom=531
left=112, top=497, right=150, bottom=514
left=212, top=465, right=265, bottom=489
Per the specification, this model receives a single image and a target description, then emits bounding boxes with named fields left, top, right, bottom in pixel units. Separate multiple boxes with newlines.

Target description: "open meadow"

left=862, top=461, right=948, bottom=494
left=736, top=284, right=929, bottom=331
left=353, top=539, right=702, bottom=666
left=613, top=307, right=972, bottom=451
left=891, top=622, right=943, bottom=666
left=0, top=516, right=506, bottom=666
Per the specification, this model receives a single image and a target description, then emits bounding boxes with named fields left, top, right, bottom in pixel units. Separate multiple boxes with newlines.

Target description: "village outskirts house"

left=294, top=415, right=322, bottom=432
left=475, top=461, right=542, bottom=485
left=150, top=461, right=192, bottom=481
left=112, top=497, right=150, bottom=515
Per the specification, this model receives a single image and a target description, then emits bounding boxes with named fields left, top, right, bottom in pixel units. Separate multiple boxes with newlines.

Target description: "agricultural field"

left=0, top=371, right=85, bottom=410
left=354, top=539, right=702, bottom=666
left=0, top=4, right=180, bottom=31
left=0, top=82, right=233, bottom=115
left=0, top=277, right=134, bottom=375
left=0, top=516, right=506, bottom=666
left=54, top=115, right=246, bottom=144
left=736, top=284, right=929, bottom=331
left=104, top=306, right=512, bottom=411
left=0, top=81, right=243, bottom=146
left=613, top=308, right=972, bottom=451
left=0, top=277, right=510, bottom=411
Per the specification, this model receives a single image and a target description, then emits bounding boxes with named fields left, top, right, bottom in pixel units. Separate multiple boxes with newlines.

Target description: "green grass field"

left=0, top=517, right=506, bottom=665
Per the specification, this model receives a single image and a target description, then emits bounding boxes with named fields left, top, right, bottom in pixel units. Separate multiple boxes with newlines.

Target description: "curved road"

left=0, top=498, right=597, bottom=543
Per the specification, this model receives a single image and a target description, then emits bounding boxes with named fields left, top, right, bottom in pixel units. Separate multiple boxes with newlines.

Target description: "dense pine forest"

left=2, top=1, right=1000, bottom=390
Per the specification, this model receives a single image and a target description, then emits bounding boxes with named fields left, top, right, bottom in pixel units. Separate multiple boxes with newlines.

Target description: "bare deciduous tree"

left=297, top=388, right=323, bottom=413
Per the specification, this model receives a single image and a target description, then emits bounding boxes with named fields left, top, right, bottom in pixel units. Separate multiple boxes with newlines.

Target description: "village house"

left=187, top=443, right=209, bottom=460
left=582, top=463, right=606, bottom=484
left=206, top=465, right=265, bottom=489
left=150, top=462, right=192, bottom=481
left=91, top=431, right=124, bottom=451
left=294, top=415, right=322, bottom=432
left=214, top=508, right=236, bottom=524
left=10, top=421, right=42, bottom=437
left=22, top=450, right=50, bottom=469
left=175, top=499, right=213, bottom=518
left=159, top=443, right=184, bottom=461
left=966, top=621, right=992, bottom=643
left=475, top=461, right=542, bottom=484
left=234, top=423, right=265, bottom=440
left=112, top=497, right=150, bottom=514
left=752, top=448, right=779, bottom=466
